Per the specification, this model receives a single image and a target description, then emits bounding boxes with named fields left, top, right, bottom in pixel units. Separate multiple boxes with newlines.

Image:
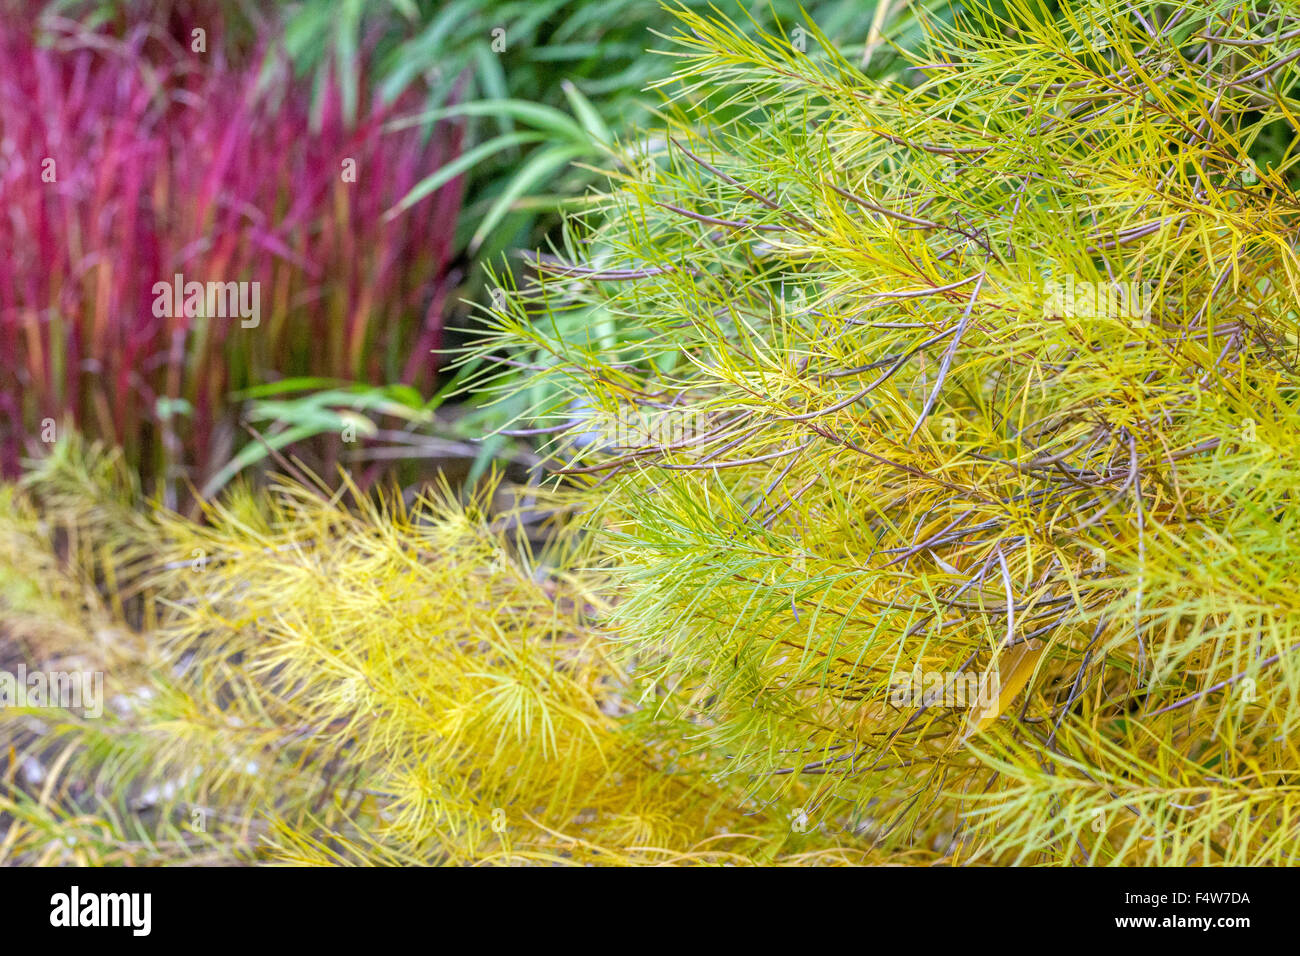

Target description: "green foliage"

left=46, top=0, right=935, bottom=260
left=279, top=0, right=941, bottom=260
left=29, top=0, right=941, bottom=494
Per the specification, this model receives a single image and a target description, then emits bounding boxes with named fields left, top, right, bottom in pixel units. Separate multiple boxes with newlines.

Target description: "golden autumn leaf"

left=963, top=639, right=1046, bottom=739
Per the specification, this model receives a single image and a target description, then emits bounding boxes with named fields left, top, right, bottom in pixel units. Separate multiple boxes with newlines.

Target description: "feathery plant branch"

left=0, top=436, right=891, bottom=865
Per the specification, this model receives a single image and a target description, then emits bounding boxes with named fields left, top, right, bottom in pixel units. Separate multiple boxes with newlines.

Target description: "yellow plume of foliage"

left=0, top=437, right=898, bottom=865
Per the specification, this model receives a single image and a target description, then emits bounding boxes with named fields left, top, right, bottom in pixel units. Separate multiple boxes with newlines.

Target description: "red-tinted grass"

left=0, top=11, right=464, bottom=502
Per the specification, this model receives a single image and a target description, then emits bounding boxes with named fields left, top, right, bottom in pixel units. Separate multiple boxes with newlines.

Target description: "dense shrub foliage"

left=0, top=439, right=880, bottom=864
left=473, top=0, right=1300, bottom=863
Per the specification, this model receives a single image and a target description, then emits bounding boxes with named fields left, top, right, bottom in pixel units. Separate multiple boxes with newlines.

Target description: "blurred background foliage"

left=49, top=0, right=942, bottom=257
left=1, top=1, right=465, bottom=509
left=8, top=0, right=950, bottom=503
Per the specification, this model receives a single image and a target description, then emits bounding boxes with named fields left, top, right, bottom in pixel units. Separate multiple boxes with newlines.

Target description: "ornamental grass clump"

left=0, top=8, right=465, bottom=499
left=471, top=0, right=1300, bottom=863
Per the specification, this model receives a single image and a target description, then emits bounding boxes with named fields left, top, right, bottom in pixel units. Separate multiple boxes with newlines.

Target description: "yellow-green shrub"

left=469, top=0, right=1300, bottom=864
left=8, top=0, right=1300, bottom=867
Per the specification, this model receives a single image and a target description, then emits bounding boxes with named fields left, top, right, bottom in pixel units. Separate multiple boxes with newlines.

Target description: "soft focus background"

left=0, top=0, right=936, bottom=507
